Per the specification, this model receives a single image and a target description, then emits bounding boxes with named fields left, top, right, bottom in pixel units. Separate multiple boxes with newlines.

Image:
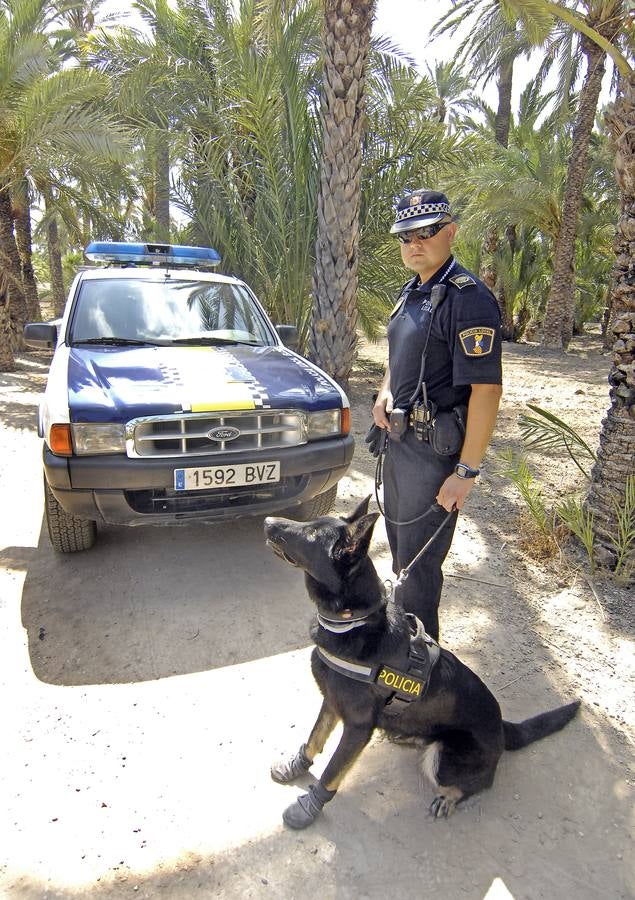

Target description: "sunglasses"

left=396, top=221, right=450, bottom=244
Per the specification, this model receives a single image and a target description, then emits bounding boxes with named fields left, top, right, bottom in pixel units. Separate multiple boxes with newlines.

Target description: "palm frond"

left=519, top=403, right=597, bottom=479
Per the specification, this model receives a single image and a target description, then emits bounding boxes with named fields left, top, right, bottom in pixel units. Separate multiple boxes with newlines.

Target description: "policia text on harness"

left=316, top=610, right=440, bottom=709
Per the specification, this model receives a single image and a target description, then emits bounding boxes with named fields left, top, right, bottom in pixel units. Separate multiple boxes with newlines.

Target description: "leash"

left=393, top=507, right=456, bottom=589
left=372, top=445, right=457, bottom=584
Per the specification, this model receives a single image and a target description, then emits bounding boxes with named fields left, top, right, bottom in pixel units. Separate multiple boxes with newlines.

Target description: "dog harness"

left=316, top=613, right=440, bottom=705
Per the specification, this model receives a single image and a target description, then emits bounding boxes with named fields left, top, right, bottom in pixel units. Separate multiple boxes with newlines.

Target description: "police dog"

left=264, top=496, right=580, bottom=829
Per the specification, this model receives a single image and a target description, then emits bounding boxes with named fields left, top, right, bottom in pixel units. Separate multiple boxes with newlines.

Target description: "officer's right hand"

left=372, top=390, right=393, bottom=430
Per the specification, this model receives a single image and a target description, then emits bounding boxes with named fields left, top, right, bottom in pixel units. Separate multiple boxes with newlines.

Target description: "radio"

left=411, top=398, right=436, bottom=442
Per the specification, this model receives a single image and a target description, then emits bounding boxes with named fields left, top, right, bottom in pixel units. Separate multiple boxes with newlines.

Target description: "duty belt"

left=316, top=614, right=440, bottom=705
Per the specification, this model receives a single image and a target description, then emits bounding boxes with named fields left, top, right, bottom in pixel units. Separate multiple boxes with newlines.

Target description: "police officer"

left=370, top=189, right=503, bottom=640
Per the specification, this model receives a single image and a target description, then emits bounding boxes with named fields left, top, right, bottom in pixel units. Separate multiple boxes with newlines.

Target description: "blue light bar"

left=85, top=241, right=221, bottom=268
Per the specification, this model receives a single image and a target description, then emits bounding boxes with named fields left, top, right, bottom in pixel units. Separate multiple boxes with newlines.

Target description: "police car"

left=24, top=242, right=353, bottom=552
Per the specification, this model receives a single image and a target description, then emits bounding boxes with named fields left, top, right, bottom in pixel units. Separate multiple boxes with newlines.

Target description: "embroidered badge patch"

left=459, top=327, right=495, bottom=356
left=449, top=274, right=476, bottom=289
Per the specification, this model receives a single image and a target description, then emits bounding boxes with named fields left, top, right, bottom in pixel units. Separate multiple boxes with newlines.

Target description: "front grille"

left=127, top=410, right=305, bottom=458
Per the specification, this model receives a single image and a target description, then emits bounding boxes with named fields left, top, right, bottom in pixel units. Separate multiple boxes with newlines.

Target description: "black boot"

left=282, top=782, right=336, bottom=829
left=271, top=743, right=312, bottom=784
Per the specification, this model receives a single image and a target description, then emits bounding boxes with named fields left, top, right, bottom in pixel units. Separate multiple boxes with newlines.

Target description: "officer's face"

left=400, top=220, right=457, bottom=280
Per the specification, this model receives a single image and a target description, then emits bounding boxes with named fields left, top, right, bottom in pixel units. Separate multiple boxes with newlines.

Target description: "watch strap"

left=455, top=462, right=480, bottom=479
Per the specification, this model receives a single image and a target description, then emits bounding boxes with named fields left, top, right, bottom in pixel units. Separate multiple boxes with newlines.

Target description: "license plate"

left=174, top=461, right=280, bottom=491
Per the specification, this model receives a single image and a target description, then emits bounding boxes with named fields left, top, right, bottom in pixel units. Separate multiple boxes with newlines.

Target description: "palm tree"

left=586, top=70, right=634, bottom=571
left=507, top=0, right=633, bottom=573
left=425, top=59, right=473, bottom=129
left=431, top=0, right=536, bottom=330
left=540, top=1, right=625, bottom=349
left=0, top=0, right=130, bottom=359
left=309, top=0, right=377, bottom=386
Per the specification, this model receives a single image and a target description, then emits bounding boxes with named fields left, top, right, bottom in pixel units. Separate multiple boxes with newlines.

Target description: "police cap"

left=390, top=189, right=453, bottom=234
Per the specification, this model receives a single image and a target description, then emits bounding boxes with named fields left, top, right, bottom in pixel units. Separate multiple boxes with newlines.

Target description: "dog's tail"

left=503, top=700, right=580, bottom=751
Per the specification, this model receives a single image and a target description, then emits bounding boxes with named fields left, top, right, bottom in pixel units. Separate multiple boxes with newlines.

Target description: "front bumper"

left=43, top=435, right=354, bottom=525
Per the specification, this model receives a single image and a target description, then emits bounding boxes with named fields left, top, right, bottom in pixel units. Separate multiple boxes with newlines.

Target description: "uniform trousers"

left=382, top=428, right=459, bottom=640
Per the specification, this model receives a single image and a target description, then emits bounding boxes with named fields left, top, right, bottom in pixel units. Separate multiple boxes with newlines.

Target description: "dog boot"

left=282, top=782, right=335, bottom=829
left=271, top=743, right=312, bottom=784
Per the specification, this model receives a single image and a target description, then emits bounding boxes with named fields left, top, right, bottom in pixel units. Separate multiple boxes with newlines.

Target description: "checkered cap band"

left=395, top=201, right=450, bottom=223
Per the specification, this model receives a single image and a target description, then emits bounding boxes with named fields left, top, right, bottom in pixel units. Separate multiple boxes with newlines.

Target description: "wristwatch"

left=454, top=462, right=480, bottom=479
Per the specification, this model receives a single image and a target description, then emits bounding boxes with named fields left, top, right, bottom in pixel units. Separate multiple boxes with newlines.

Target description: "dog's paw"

left=271, top=744, right=312, bottom=784
left=282, top=791, right=322, bottom=829
left=282, top=783, right=335, bottom=829
left=429, top=794, right=457, bottom=819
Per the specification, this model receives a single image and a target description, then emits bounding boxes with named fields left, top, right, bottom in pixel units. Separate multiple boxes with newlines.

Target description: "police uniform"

left=382, top=246, right=502, bottom=640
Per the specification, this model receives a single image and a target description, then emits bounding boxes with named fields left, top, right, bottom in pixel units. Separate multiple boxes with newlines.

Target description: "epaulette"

left=448, top=273, right=476, bottom=290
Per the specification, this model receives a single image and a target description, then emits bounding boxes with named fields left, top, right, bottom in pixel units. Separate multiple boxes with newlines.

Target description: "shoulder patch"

left=449, top=274, right=476, bottom=290
left=459, top=327, right=495, bottom=357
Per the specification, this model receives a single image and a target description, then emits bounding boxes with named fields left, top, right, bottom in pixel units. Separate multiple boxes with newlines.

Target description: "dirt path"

left=1, top=334, right=633, bottom=899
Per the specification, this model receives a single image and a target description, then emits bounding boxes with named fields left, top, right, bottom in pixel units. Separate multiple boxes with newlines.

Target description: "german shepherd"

left=264, top=496, right=580, bottom=829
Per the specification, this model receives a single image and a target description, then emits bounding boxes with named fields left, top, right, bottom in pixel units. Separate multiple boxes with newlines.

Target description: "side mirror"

left=23, top=322, right=58, bottom=349
left=276, top=324, right=299, bottom=350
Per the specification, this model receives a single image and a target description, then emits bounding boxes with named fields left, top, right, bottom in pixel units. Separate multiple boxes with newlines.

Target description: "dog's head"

left=264, top=496, right=380, bottom=600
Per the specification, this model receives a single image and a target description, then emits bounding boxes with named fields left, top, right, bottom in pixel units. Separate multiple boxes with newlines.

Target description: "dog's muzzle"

left=265, top=538, right=299, bottom=567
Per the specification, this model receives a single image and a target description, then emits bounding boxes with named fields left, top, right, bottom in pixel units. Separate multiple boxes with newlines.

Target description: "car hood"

left=66, top=344, right=345, bottom=423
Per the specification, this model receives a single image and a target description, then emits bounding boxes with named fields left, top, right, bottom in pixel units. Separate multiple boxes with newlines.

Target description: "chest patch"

left=459, top=326, right=495, bottom=356
left=449, top=274, right=476, bottom=290
left=376, top=665, right=425, bottom=699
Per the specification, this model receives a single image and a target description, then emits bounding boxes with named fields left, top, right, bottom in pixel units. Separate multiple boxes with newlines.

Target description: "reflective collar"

left=316, top=584, right=390, bottom=633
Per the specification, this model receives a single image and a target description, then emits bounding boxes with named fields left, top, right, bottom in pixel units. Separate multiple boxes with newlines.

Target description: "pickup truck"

left=24, top=242, right=354, bottom=552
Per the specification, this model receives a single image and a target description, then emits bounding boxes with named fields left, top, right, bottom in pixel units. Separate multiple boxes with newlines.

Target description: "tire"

left=44, top=477, right=97, bottom=553
left=290, top=484, right=338, bottom=521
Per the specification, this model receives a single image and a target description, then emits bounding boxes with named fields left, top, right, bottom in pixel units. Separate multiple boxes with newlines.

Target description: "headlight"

left=71, top=423, right=126, bottom=455
left=306, top=409, right=346, bottom=440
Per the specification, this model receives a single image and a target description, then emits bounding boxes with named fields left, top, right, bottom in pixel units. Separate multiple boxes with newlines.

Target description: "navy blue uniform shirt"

left=387, top=256, right=502, bottom=411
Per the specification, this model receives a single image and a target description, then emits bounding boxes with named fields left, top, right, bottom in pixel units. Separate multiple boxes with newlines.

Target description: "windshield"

left=69, top=278, right=275, bottom=346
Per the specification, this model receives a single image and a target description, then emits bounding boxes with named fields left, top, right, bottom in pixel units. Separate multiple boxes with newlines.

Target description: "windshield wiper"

left=73, top=337, right=158, bottom=346
left=168, top=336, right=261, bottom=346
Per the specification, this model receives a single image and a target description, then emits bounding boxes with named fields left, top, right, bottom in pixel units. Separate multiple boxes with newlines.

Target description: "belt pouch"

left=429, top=406, right=466, bottom=456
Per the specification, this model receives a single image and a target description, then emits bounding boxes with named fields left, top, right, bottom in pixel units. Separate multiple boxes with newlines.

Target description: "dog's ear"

left=344, top=494, right=373, bottom=523
left=335, top=512, right=379, bottom=561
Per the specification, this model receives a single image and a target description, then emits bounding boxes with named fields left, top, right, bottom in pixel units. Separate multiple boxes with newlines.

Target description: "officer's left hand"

left=436, top=473, right=476, bottom=512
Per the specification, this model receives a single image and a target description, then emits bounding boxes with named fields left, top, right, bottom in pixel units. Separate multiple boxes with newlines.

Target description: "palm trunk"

left=542, top=36, right=606, bottom=349
left=0, top=180, right=29, bottom=347
left=480, top=56, right=515, bottom=337
left=309, top=0, right=376, bottom=387
left=494, top=57, right=513, bottom=148
left=155, top=136, right=170, bottom=241
left=13, top=183, right=41, bottom=321
left=47, top=216, right=66, bottom=318
left=0, top=290, right=15, bottom=371
left=586, top=72, right=635, bottom=575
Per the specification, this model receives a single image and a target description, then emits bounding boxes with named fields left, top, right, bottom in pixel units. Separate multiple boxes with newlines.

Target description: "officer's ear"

left=447, top=221, right=458, bottom=242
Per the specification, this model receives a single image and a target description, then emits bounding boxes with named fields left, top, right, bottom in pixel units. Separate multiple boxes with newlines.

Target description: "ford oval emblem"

left=207, top=426, right=240, bottom=442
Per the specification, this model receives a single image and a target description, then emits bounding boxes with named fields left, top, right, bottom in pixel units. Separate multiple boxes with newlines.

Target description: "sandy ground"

left=0, top=331, right=633, bottom=899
